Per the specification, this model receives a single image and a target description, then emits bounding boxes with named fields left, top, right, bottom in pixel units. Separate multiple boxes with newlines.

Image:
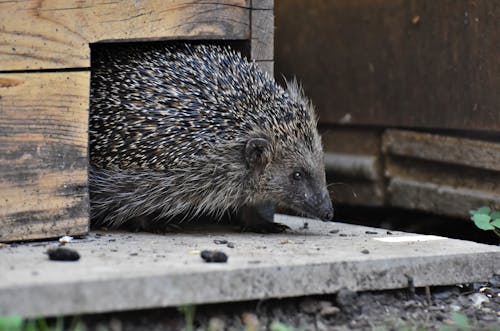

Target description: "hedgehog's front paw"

left=239, top=202, right=289, bottom=233
left=241, top=221, right=290, bottom=234
left=121, top=215, right=181, bottom=233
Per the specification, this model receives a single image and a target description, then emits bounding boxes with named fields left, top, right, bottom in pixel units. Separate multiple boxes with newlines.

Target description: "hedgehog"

left=89, top=44, right=333, bottom=232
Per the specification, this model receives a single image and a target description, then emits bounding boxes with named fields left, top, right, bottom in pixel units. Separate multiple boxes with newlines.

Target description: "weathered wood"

left=325, top=153, right=384, bottom=207
left=0, top=72, right=89, bottom=242
left=322, top=128, right=385, bottom=206
left=0, top=0, right=251, bottom=71
left=384, top=130, right=500, bottom=218
left=276, top=0, right=500, bottom=131
left=251, top=0, right=274, bottom=61
left=388, top=178, right=500, bottom=218
left=385, top=155, right=499, bottom=193
left=255, top=60, right=274, bottom=76
left=325, top=153, right=378, bottom=182
left=383, top=129, right=500, bottom=172
left=252, top=0, right=274, bottom=10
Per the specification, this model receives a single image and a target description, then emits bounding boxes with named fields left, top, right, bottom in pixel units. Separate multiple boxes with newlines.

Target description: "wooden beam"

left=0, top=72, right=89, bottom=242
left=388, top=178, right=500, bottom=218
left=383, top=129, right=500, bottom=172
left=322, top=128, right=385, bottom=207
left=0, top=0, right=251, bottom=71
left=276, top=0, right=500, bottom=131
left=251, top=0, right=274, bottom=61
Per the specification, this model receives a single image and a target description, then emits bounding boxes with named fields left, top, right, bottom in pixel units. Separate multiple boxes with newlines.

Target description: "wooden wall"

left=0, top=0, right=274, bottom=241
left=276, top=0, right=500, bottom=131
left=276, top=0, right=500, bottom=219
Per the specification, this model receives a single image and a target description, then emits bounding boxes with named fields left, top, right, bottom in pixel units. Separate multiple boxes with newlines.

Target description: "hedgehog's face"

left=245, top=137, right=334, bottom=222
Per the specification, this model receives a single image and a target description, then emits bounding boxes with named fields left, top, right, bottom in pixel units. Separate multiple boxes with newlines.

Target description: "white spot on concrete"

left=374, top=235, right=445, bottom=243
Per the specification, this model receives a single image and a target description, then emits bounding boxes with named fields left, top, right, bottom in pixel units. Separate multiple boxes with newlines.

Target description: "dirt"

left=79, top=277, right=500, bottom=331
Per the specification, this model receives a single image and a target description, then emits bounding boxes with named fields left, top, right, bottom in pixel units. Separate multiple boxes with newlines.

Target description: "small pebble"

left=226, top=242, right=235, bottom=248
left=201, top=250, right=228, bottom=263
left=365, top=231, right=378, bottom=235
left=58, top=235, right=74, bottom=244
left=361, top=249, right=370, bottom=254
left=47, top=247, right=80, bottom=261
left=213, top=239, right=228, bottom=245
left=329, top=229, right=340, bottom=234
left=320, top=306, right=340, bottom=317
left=468, top=292, right=489, bottom=307
left=300, top=299, right=321, bottom=313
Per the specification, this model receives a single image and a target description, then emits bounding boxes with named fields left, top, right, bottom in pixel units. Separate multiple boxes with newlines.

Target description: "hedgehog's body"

left=90, top=45, right=333, bottom=230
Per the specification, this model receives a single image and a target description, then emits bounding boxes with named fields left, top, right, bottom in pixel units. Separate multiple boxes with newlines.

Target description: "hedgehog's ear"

left=245, top=138, right=271, bottom=173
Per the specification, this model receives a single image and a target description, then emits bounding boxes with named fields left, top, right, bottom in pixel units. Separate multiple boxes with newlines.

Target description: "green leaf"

left=24, top=320, right=38, bottom=331
left=68, top=318, right=83, bottom=331
left=270, top=322, right=294, bottom=331
left=491, top=218, right=500, bottom=228
left=0, top=315, right=23, bottom=331
left=477, top=206, right=491, bottom=214
left=451, top=311, right=470, bottom=330
left=54, top=317, right=63, bottom=331
left=472, top=214, right=494, bottom=230
left=37, top=318, right=50, bottom=331
left=490, top=211, right=500, bottom=219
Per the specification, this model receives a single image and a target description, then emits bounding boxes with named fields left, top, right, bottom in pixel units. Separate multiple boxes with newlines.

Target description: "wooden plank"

left=383, top=129, right=500, bottom=172
left=325, top=153, right=379, bottom=182
left=0, top=72, right=89, bottom=242
left=275, top=0, right=500, bottom=131
left=388, top=178, right=500, bottom=219
left=325, top=153, right=384, bottom=207
left=322, top=128, right=385, bottom=206
left=251, top=0, right=274, bottom=61
left=255, top=60, right=274, bottom=76
left=0, top=0, right=250, bottom=71
left=384, top=129, right=500, bottom=218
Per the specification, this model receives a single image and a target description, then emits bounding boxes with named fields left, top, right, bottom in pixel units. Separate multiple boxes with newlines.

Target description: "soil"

left=79, top=277, right=500, bottom=331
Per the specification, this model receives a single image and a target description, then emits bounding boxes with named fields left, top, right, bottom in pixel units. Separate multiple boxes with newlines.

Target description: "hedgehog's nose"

left=318, top=191, right=334, bottom=221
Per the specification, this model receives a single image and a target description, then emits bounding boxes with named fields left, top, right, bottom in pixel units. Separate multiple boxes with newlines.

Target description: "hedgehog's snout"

left=317, top=191, right=334, bottom=222
left=302, top=188, right=334, bottom=222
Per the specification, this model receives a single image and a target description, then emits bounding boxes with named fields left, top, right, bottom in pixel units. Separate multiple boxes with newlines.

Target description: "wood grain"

left=384, top=130, right=500, bottom=218
left=0, top=0, right=251, bottom=71
left=383, top=129, right=500, bottom=172
left=251, top=0, right=274, bottom=61
left=322, top=128, right=385, bottom=207
left=255, top=60, right=274, bottom=76
left=388, top=177, right=500, bottom=218
left=0, top=72, right=89, bottom=242
left=276, top=0, right=500, bottom=131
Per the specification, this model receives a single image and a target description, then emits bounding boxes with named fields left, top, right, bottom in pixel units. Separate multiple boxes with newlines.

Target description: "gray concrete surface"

left=1, top=215, right=499, bottom=318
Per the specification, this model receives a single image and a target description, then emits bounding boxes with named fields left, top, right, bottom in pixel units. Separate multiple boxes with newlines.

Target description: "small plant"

left=469, top=207, right=500, bottom=238
left=270, top=322, right=302, bottom=331
left=0, top=316, right=82, bottom=331
left=178, top=305, right=196, bottom=331
left=437, top=312, right=471, bottom=331
left=450, top=312, right=470, bottom=331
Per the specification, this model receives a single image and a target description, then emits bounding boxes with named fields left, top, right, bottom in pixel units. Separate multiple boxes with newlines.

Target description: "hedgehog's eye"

left=291, top=170, right=303, bottom=181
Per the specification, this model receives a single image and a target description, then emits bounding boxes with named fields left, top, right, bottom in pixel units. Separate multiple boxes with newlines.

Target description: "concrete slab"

left=1, top=215, right=499, bottom=318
